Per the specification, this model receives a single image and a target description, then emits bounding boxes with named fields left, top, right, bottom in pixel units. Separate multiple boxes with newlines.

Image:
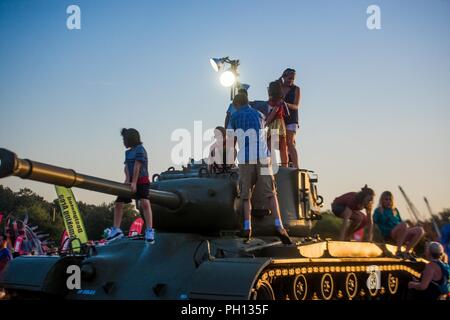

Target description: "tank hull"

left=0, top=235, right=426, bottom=300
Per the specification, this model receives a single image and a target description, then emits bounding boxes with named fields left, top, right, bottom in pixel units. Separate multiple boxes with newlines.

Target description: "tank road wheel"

left=320, top=273, right=334, bottom=300
left=292, top=274, right=308, bottom=300
left=387, top=273, right=399, bottom=295
left=252, top=279, right=275, bottom=300
left=368, top=284, right=378, bottom=298
left=345, top=273, right=358, bottom=300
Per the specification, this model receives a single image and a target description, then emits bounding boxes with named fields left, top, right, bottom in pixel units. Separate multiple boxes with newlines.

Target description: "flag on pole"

left=55, top=186, right=88, bottom=252
left=60, top=230, right=70, bottom=252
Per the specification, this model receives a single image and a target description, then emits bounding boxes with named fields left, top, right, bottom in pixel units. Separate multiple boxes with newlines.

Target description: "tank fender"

left=188, top=258, right=271, bottom=300
left=0, top=255, right=82, bottom=295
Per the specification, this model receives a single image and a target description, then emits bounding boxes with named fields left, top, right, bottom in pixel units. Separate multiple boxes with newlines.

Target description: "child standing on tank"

left=107, top=128, right=155, bottom=243
left=266, top=81, right=289, bottom=167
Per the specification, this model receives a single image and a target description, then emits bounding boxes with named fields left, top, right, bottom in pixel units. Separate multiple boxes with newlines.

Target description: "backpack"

left=434, top=260, right=450, bottom=295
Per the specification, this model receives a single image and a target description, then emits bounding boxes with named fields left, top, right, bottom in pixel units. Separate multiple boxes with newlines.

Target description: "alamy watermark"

left=366, top=265, right=381, bottom=290
left=367, top=5, right=381, bottom=30
left=66, top=5, right=81, bottom=30
left=66, top=264, right=81, bottom=290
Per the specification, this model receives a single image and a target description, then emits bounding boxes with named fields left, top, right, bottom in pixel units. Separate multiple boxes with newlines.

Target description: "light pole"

left=210, top=56, right=244, bottom=100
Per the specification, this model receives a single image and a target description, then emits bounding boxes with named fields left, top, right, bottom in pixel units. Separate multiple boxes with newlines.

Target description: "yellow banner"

left=55, top=186, right=88, bottom=251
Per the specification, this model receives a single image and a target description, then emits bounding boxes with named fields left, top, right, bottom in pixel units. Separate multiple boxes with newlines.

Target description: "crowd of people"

left=0, top=218, right=46, bottom=275
left=214, top=68, right=303, bottom=244
left=106, top=68, right=303, bottom=245
left=331, top=186, right=450, bottom=299
left=223, top=68, right=301, bottom=169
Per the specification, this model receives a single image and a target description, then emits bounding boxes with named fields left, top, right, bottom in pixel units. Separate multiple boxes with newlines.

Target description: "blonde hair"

left=378, top=191, right=397, bottom=212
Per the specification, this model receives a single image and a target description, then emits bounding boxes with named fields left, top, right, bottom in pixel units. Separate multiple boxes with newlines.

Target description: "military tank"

left=0, top=148, right=426, bottom=300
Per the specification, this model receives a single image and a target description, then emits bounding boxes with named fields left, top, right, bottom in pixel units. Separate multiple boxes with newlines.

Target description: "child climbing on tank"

left=331, top=185, right=375, bottom=241
left=107, top=128, right=155, bottom=243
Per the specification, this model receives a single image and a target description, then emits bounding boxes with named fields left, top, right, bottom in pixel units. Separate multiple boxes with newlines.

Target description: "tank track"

left=251, top=258, right=424, bottom=300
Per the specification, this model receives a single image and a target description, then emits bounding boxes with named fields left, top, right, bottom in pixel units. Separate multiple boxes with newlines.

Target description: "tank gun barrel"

left=0, top=148, right=181, bottom=209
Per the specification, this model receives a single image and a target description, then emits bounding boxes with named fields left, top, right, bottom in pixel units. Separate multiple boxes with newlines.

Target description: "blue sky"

left=1, top=0, right=449, bottom=220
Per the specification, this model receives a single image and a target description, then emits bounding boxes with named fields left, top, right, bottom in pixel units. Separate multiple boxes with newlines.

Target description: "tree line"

left=0, top=185, right=138, bottom=245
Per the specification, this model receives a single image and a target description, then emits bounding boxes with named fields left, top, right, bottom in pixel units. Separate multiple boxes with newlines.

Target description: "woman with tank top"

left=280, top=68, right=301, bottom=168
left=408, top=242, right=450, bottom=300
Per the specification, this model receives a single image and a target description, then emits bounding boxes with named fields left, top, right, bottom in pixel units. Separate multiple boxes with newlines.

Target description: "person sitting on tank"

left=266, top=81, right=289, bottom=167
left=208, top=126, right=236, bottom=173
left=373, top=191, right=425, bottom=260
left=229, top=93, right=292, bottom=245
left=279, top=68, right=301, bottom=168
left=408, top=241, right=450, bottom=300
left=107, top=128, right=155, bottom=243
left=331, top=185, right=375, bottom=241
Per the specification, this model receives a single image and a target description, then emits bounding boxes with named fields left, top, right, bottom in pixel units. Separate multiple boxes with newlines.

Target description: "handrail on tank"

left=0, top=148, right=181, bottom=209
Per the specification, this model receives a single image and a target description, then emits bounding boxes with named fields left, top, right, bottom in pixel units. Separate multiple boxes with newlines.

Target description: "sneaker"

left=106, top=227, right=124, bottom=241
left=240, top=229, right=252, bottom=243
left=276, top=228, right=293, bottom=245
left=145, top=228, right=155, bottom=244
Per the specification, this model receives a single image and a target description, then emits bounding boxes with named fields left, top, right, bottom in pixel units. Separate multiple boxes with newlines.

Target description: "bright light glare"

left=220, top=71, right=236, bottom=87
left=210, top=58, right=219, bottom=72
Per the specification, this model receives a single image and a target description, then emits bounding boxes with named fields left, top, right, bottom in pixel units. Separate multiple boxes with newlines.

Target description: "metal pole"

left=0, top=148, right=181, bottom=209
left=424, top=197, right=442, bottom=239
left=398, top=186, right=422, bottom=223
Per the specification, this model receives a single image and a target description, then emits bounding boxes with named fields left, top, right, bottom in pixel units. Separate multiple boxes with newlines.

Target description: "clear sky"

left=1, top=0, right=449, bottom=221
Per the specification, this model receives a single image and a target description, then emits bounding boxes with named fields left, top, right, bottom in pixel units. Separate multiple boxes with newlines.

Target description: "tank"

left=0, top=148, right=426, bottom=300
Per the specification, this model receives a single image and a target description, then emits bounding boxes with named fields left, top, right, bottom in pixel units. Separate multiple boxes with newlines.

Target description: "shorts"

left=115, top=183, right=150, bottom=204
left=286, top=123, right=299, bottom=133
left=238, top=163, right=276, bottom=200
left=332, top=204, right=367, bottom=229
left=331, top=203, right=346, bottom=217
